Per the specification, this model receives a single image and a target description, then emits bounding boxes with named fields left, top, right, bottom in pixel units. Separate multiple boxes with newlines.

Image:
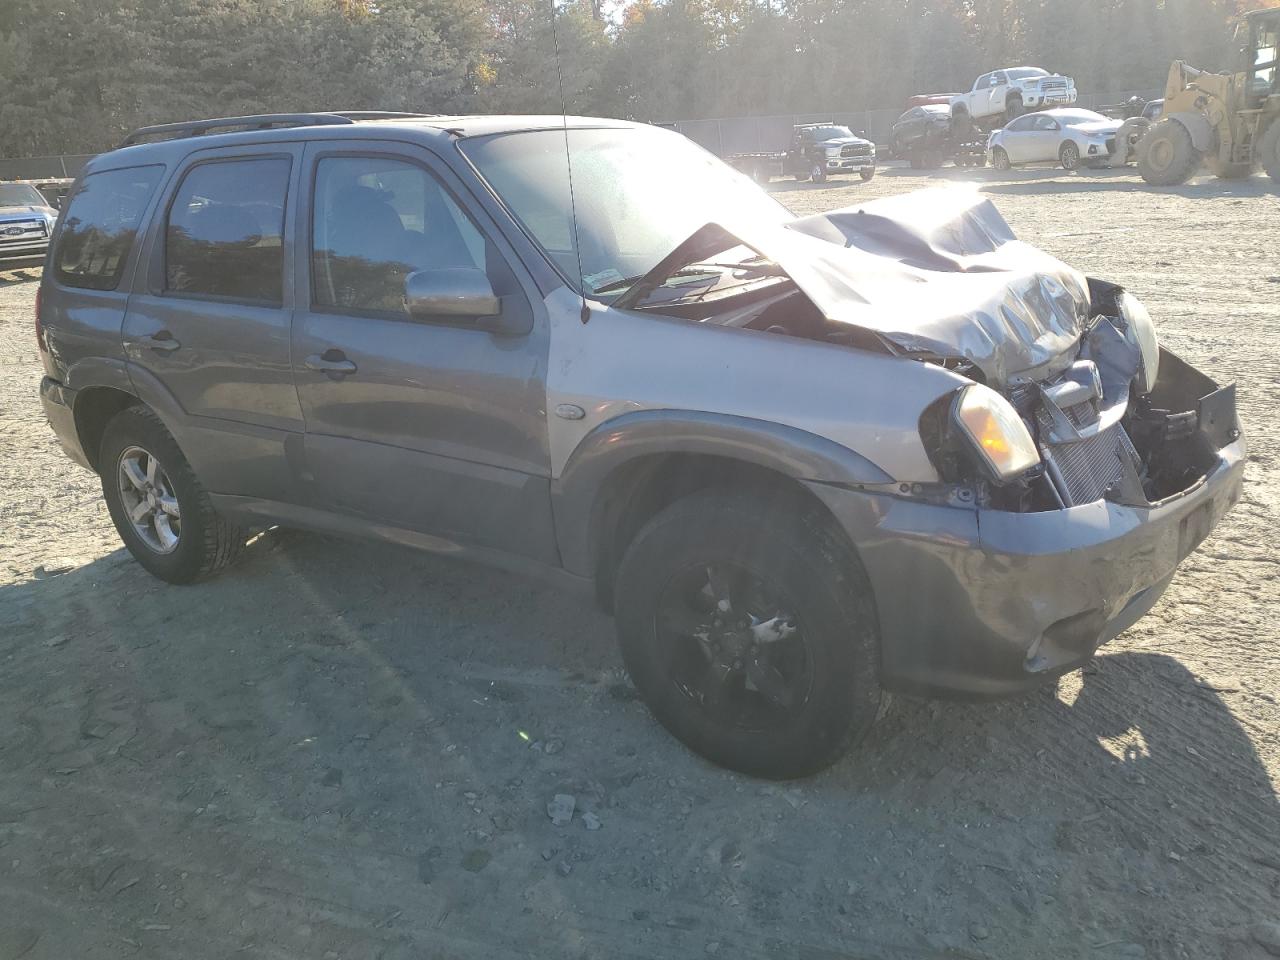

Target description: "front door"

left=290, top=143, right=556, bottom=563
left=122, top=145, right=305, bottom=500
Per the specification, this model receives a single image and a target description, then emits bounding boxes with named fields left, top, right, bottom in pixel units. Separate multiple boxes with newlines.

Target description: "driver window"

left=1033, top=115, right=1057, bottom=130
left=975, top=74, right=991, bottom=90
left=991, top=73, right=1005, bottom=86
left=311, top=156, right=484, bottom=314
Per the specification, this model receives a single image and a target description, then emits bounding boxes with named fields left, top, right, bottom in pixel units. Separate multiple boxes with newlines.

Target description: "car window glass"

left=1007, top=115, right=1036, bottom=132
left=165, top=157, right=290, bottom=303
left=54, top=165, right=164, bottom=292
left=1034, top=115, right=1058, bottom=130
left=312, top=156, right=485, bottom=314
left=975, top=74, right=990, bottom=89
left=0, top=183, right=48, bottom=208
left=992, top=72, right=1007, bottom=85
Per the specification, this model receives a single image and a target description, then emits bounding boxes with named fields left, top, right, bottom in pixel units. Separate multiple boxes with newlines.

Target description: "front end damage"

left=622, top=188, right=1244, bottom=695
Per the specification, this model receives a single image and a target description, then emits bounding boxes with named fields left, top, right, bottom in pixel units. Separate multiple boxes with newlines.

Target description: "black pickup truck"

left=725, top=123, right=877, bottom=183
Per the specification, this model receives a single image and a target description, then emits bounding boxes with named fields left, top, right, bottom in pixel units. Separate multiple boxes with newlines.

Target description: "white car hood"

left=1068, top=120, right=1122, bottom=136
left=637, top=187, right=1091, bottom=387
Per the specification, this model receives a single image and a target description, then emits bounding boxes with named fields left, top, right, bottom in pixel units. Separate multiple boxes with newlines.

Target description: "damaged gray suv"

left=38, top=113, right=1244, bottom=778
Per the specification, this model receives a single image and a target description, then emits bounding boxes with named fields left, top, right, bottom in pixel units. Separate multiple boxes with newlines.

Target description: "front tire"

left=1005, top=95, right=1024, bottom=122
left=613, top=490, right=882, bottom=779
left=1059, top=140, right=1081, bottom=170
left=100, top=406, right=246, bottom=584
left=992, top=146, right=1012, bottom=171
left=1138, top=119, right=1201, bottom=185
left=860, top=167, right=874, bottom=182
left=1259, top=120, right=1280, bottom=183
left=809, top=161, right=827, bottom=183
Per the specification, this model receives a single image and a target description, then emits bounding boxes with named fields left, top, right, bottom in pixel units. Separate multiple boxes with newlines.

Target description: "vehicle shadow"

left=1, top=533, right=1276, bottom=957
left=0, top=260, right=43, bottom=285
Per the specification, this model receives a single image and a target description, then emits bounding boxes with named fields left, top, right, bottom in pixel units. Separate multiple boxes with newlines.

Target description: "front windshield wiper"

left=592, top=258, right=782, bottom=296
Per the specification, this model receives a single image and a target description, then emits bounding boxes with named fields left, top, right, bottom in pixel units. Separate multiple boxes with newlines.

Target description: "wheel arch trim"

left=551, top=409, right=892, bottom=577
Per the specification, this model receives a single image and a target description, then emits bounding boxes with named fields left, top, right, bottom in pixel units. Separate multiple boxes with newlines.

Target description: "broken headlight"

left=1117, top=291, right=1159, bottom=394
left=953, top=385, right=1041, bottom=481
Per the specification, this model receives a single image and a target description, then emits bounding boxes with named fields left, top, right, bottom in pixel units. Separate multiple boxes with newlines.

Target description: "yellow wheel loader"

left=1139, top=7, right=1280, bottom=185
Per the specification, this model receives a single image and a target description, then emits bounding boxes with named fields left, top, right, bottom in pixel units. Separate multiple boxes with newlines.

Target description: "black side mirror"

left=404, top=268, right=528, bottom=336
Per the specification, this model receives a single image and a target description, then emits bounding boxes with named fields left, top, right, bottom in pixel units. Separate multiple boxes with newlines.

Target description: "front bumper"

left=40, top=377, right=91, bottom=470
left=825, top=157, right=877, bottom=174
left=806, top=399, right=1244, bottom=698
left=1024, top=90, right=1076, bottom=108
left=0, top=237, right=50, bottom=259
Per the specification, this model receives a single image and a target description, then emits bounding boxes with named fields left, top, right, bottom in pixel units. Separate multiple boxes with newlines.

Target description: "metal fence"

left=673, top=89, right=1165, bottom=155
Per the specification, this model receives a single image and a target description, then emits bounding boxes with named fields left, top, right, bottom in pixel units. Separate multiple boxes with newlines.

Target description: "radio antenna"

left=550, top=0, right=591, bottom=324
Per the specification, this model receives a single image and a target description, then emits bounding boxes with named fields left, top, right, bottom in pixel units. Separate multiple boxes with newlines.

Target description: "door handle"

left=304, top=352, right=357, bottom=376
left=140, top=331, right=181, bottom=353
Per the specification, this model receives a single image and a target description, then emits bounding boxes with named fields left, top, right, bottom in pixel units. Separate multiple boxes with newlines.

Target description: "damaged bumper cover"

left=805, top=365, right=1244, bottom=698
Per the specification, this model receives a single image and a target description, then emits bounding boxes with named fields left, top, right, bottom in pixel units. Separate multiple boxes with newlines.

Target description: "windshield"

left=460, top=126, right=791, bottom=299
left=1006, top=68, right=1049, bottom=81
left=804, top=126, right=854, bottom=141
left=0, top=183, right=48, bottom=209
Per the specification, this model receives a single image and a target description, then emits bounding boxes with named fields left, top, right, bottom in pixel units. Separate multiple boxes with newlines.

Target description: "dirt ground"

left=1, top=163, right=1278, bottom=960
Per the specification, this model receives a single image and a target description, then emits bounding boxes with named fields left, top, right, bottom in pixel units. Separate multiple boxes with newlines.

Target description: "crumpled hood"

left=634, top=187, right=1091, bottom=388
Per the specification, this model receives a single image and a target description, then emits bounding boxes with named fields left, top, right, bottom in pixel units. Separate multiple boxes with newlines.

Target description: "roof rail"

left=118, top=113, right=357, bottom=148
left=328, top=111, right=440, bottom=121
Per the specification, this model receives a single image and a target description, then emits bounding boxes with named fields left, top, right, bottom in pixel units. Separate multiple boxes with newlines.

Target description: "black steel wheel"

left=614, top=490, right=882, bottom=779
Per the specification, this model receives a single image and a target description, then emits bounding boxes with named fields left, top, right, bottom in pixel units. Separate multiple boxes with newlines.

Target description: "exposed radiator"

left=1041, top=423, right=1142, bottom=507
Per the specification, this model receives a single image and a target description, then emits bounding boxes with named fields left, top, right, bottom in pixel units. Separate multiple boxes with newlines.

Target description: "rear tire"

left=1138, top=119, right=1201, bottom=185
left=952, top=107, right=973, bottom=139
left=1206, top=156, right=1254, bottom=180
left=613, top=490, right=882, bottom=779
left=1260, top=120, right=1280, bottom=183
left=992, top=146, right=1011, bottom=171
left=100, top=406, right=246, bottom=584
left=860, top=167, right=874, bottom=182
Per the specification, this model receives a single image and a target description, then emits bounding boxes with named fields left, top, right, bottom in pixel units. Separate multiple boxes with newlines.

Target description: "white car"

left=988, top=109, right=1132, bottom=170
left=951, top=67, right=1077, bottom=125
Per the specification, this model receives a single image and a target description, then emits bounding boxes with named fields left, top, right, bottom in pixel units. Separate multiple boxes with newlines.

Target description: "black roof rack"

left=115, top=110, right=438, bottom=149
left=119, top=113, right=356, bottom=148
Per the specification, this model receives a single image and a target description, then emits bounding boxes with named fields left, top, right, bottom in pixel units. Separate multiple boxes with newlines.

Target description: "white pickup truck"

left=951, top=67, right=1077, bottom=127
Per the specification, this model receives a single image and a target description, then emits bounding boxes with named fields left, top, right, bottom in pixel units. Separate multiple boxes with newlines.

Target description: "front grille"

left=841, top=145, right=872, bottom=159
left=1041, top=79, right=1069, bottom=93
left=0, top=220, right=47, bottom=247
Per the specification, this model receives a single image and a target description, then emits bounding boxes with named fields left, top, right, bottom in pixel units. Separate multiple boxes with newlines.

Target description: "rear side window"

left=54, top=165, right=163, bottom=291
left=165, top=157, right=290, bottom=304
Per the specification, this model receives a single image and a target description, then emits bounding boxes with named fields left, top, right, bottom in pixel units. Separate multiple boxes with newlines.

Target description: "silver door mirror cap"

left=405, top=268, right=501, bottom=322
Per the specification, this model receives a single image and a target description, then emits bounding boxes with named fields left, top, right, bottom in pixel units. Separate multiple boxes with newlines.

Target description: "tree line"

left=1, top=0, right=1272, bottom=159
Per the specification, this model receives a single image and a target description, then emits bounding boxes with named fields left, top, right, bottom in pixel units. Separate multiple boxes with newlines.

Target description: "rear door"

left=289, top=141, right=556, bottom=562
left=999, top=114, right=1038, bottom=161
left=123, top=145, right=305, bottom=501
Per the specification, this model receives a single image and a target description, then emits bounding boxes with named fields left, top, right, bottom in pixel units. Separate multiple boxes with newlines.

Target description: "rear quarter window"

left=54, top=165, right=164, bottom=291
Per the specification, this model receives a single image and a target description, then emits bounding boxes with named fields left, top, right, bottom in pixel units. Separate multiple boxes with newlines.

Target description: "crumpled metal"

left=692, top=187, right=1094, bottom=388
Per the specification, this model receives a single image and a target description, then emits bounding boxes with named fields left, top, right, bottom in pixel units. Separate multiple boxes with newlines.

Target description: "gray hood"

left=638, top=187, right=1091, bottom=388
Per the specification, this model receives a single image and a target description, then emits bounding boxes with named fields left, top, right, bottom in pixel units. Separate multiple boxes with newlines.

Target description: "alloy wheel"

left=116, top=445, right=181, bottom=554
